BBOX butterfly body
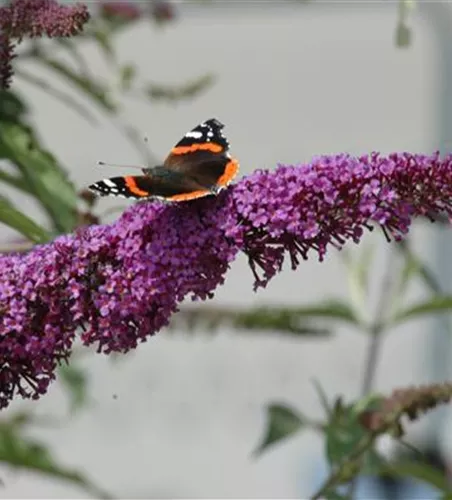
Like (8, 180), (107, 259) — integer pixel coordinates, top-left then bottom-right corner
(89, 119), (239, 202)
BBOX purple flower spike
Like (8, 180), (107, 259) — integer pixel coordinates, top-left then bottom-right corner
(226, 152), (452, 287)
(0, 0), (90, 88)
(73, 201), (237, 353)
(0, 0), (89, 39)
(99, 1), (142, 21)
(0, 33), (15, 89)
(0, 201), (238, 408)
(0, 245), (78, 408)
(1, 151), (452, 408)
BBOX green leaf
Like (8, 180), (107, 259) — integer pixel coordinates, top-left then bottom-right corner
(324, 492), (348, 500)
(355, 245), (375, 299)
(58, 364), (89, 413)
(396, 252), (420, 297)
(361, 448), (388, 475)
(395, 22), (411, 48)
(254, 404), (305, 455)
(342, 245), (375, 320)
(53, 38), (91, 77)
(85, 27), (117, 65)
(0, 196), (50, 243)
(3, 410), (60, 431)
(16, 68), (97, 124)
(145, 74), (216, 102)
(326, 403), (367, 467)
(284, 300), (359, 323)
(0, 169), (32, 193)
(95, 12), (139, 34)
(119, 64), (136, 91)
(396, 241), (442, 294)
(233, 304), (335, 336)
(412, 260), (442, 294)
(393, 295), (452, 325)
(381, 461), (451, 494)
(0, 122), (78, 233)
(352, 393), (383, 415)
(0, 420), (113, 499)
(172, 300), (357, 337)
(311, 378), (332, 419)
(395, 244), (428, 299)
(35, 54), (116, 113)
(0, 90), (28, 122)
(395, 0), (415, 48)
(171, 306), (327, 337)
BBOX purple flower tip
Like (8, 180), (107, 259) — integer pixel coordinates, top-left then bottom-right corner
(0, 0), (90, 88)
(99, 1), (141, 21)
(1, 151), (451, 408)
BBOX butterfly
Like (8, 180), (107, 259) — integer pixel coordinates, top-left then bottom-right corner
(88, 118), (239, 202)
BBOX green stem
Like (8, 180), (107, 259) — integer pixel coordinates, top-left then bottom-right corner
(312, 247), (399, 500)
(311, 432), (378, 500)
(361, 248), (398, 394)
(346, 248), (398, 499)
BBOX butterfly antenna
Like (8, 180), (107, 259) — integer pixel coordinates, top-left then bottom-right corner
(97, 160), (143, 170)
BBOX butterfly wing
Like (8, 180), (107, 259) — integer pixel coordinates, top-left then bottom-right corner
(163, 118), (239, 190)
(170, 118), (230, 154)
(89, 119), (239, 202)
(89, 173), (212, 201)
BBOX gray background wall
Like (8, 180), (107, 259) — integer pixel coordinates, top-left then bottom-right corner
(1, 2), (452, 498)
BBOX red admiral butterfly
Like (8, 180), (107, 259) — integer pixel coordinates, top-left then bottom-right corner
(88, 118), (239, 202)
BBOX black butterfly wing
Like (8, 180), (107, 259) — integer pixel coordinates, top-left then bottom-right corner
(89, 174), (213, 201)
(170, 118), (230, 154)
(163, 119), (239, 190)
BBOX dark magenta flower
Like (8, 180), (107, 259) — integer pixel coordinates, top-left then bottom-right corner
(226, 152), (452, 287)
(151, 1), (176, 24)
(1, 151), (452, 408)
(99, 1), (141, 21)
(0, 0), (90, 88)
(0, 33), (15, 88)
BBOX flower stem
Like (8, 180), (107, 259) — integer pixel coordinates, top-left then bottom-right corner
(313, 246), (399, 500)
(346, 247), (396, 500)
(361, 246), (398, 394)
(347, 246), (398, 499)
(310, 432), (378, 500)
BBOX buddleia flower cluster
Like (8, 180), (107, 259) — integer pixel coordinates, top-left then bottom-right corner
(0, 0), (90, 88)
(359, 383), (452, 435)
(1, 152), (452, 408)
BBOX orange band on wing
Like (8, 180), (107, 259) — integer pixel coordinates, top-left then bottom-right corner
(171, 143), (223, 155)
(217, 158), (239, 187)
(168, 190), (211, 202)
(125, 176), (150, 197)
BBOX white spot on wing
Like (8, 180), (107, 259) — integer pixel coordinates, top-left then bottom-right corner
(103, 179), (117, 187)
(185, 131), (203, 139)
